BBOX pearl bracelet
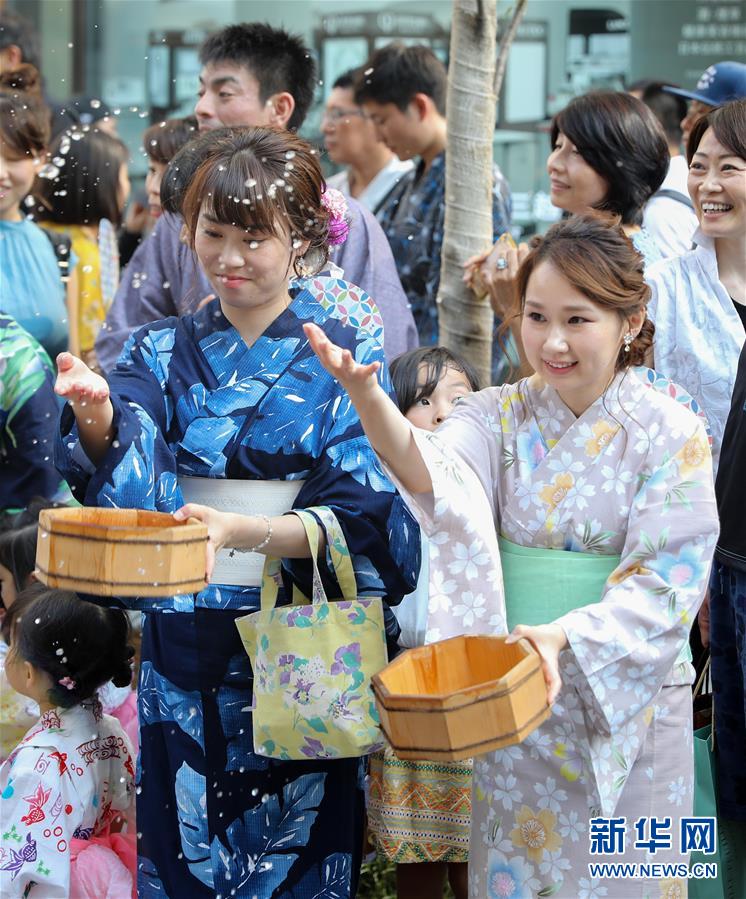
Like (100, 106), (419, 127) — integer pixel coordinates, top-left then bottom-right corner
(247, 514), (272, 553)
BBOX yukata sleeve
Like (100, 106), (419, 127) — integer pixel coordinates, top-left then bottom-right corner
(287, 335), (420, 607)
(56, 322), (180, 514)
(1, 327), (72, 508)
(0, 748), (82, 897)
(556, 416), (718, 811)
(380, 388), (508, 637)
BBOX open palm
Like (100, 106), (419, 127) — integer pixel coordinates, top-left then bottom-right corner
(55, 352), (110, 406)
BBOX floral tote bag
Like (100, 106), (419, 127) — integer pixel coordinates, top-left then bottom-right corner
(235, 507), (387, 760)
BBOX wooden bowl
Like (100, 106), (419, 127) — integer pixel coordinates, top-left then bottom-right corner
(372, 634), (551, 761)
(35, 507), (208, 597)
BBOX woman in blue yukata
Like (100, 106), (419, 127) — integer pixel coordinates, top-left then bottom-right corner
(53, 126), (420, 899)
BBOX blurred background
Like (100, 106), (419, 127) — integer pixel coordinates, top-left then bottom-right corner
(6, 0), (744, 237)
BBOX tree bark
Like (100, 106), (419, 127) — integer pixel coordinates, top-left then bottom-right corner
(437, 0), (527, 386)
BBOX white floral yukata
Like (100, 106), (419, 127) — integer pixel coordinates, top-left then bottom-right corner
(0, 701), (135, 896)
(391, 368), (718, 899)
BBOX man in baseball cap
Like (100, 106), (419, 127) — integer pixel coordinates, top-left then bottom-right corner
(664, 61), (746, 147)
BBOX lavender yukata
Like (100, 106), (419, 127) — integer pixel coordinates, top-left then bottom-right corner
(95, 199), (417, 373)
(56, 283), (420, 898)
(387, 369), (717, 899)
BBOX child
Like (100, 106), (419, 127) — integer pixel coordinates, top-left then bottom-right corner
(53, 126), (419, 898)
(306, 213), (717, 898)
(368, 346), (479, 899)
(0, 522), (139, 761)
(0, 585), (136, 896)
(0, 65), (76, 359)
(35, 127), (130, 370)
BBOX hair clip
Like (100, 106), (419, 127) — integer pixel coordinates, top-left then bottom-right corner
(58, 676), (76, 691)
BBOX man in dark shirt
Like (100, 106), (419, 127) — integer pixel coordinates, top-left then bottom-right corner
(709, 341), (746, 859)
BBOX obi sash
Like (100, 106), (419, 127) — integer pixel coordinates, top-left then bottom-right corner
(179, 477), (305, 587)
(499, 537), (692, 665)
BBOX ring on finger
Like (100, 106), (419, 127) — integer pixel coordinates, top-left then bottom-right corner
(496, 257), (508, 270)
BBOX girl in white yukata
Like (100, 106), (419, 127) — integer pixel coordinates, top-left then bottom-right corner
(307, 214), (719, 899)
(0, 585), (136, 897)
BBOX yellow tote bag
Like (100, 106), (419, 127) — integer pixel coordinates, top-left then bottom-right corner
(235, 507), (387, 761)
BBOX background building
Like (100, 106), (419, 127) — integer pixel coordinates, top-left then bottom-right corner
(8, 0), (744, 236)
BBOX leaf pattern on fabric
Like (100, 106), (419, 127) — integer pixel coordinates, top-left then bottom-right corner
(290, 851), (352, 899)
(216, 773), (326, 894)
(139, 662), (203, 749)
(175, 762), (213, 888)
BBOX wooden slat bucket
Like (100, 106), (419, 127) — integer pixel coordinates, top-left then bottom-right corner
(35, 508), (208, 597)
(372, 635), (551, 761)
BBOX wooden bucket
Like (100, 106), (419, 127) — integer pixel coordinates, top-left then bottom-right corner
(372, 634), (551, 761)
(35, 508), (208, 597)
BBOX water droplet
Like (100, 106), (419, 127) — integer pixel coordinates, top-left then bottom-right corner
(245, 178), (257, 188)
(34, 617), (41, 624)
(56, 648), (64, 656)
(90, 99), (101, 109)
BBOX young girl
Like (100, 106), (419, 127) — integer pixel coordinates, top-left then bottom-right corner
(53, 126), (418, 898)
(0, 66), (76, 359)
(35, 126), (130, 369)
(0, 521), (139, 761)
(307, 213), (718, 899)
(368, 346), (479, 899)
(0, 585), (136, 896)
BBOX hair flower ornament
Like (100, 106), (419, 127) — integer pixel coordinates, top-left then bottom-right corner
(58, 676), (76, 691)
(321, 188), (350, 247)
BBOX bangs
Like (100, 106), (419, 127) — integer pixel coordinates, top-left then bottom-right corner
(196, 149), (293, 238)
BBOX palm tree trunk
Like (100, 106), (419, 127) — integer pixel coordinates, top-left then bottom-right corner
(437, 0), (527, 385)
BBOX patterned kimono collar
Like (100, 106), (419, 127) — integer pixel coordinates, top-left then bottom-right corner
(192, 284), (337, 346)
(39, 697), (104, 733)
(527, 369), (639, 432)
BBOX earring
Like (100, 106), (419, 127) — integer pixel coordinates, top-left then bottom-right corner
(623, 332), (634, 353)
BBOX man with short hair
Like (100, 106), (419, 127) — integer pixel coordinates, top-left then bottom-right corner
(96, 23), (417, 372)
(0, 9), (41, 71)
(641, 82), (698, 258)
(323, 69), (412, 214)
(355, 43), (511, 373)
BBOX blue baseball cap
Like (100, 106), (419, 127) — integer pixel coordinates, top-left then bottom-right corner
(664, 61), (746, 107)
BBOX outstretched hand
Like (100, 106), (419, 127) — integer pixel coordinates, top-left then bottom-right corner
(55, 352), (110, 406)
(303, 323), (380, 395)
(506, 623), (568, 705)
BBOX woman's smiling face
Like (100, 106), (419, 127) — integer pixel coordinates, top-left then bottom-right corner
(688, 127), (746, 241)
(194, 205), (305, 314)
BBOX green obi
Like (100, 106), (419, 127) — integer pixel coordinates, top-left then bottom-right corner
(499, 537), (692, 664)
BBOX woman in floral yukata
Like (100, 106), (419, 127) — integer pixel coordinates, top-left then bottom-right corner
(52, 126), (419, 898)
(307, 213), (719, 899)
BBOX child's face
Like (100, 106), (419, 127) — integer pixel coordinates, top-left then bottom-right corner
(405, 364), (474, 431)
(194, 205), (306, 315)
(0, 144), (39, 223)
(145, 159), (168, 218)
(3, 637), (31, 699)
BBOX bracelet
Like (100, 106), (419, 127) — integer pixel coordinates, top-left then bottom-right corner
(247, 514), (272, 553)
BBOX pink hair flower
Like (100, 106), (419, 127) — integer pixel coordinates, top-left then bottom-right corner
(321, 188), (350, 246)
(58, 676), (76, 691)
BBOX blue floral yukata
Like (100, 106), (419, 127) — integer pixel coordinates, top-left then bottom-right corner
(55, 284), (420, 899)
(377, 152), (512, 382)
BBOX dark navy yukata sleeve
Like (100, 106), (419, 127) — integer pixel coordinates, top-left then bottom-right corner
(56, 321), (182, 513)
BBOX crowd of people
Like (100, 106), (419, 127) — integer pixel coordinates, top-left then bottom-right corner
(1, 7), (745, 898)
